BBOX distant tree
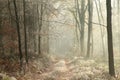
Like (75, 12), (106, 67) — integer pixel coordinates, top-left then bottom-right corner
(86, 0), (93, 58)
(94, 0), (105, 58)
(80, 0), (85, 55)
(75, 0), (86, 56)
(117, 0), (120, 53)
(0, 2), (4, 55)
(13, 0), (23, 69)
(23, 0), (28, 64)
(38, 1), (43, 55)
(106, 0), (115, 76)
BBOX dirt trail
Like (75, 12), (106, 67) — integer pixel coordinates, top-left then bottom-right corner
(36, 57), (109, 80)
(19, 57), (119, 80)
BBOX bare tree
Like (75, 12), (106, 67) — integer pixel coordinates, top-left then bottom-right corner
(38, 1), (43, 55)
(23, 0), (28, 64)
(13, 0), (23, 69)
(106, 0), (115, 76)
(86, 0), (93, 58)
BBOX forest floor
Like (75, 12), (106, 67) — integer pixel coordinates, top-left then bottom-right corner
(0, 56), (120, 80)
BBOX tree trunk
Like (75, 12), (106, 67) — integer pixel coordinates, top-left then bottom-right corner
(106, 0), (115, 76)
(117, 0), (120, 54)
(13, 0), (23, 69)
(86, 0), (93, 58)
(94, 0), (106, 58)
(38, 2), (43, 55)
(80, 0), (85, 55)
(23, 0), (28, 63)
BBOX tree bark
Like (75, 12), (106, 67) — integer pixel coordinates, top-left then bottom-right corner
(106, 0), (115, 76)
(80, 0), (85, 55)
(23, 0), (28, 63)
(13, 0), (23, 69)
(86, 0), (93, 58)
(38, 2), (43, 55)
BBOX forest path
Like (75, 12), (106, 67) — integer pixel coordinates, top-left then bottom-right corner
(19, 57), (119, 80)
(36, 57), (112, 80)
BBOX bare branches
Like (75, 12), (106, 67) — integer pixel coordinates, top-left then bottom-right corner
(85, 21), (106, 27)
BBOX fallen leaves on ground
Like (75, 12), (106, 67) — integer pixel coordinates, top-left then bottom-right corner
(1, 56), (120, 80)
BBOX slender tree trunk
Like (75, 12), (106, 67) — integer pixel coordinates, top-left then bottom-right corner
(13, 0), (23, 69)
(80, 0), (85, 55)
(8, 0), (14, 55)
(38, 2), (43, 55)
(91, 31), (94, 57)
(117, 0), (120, 54)
(0, 19), (4, 55)
(73, 0), (80, 56)
(86, 0), (93, 58)
(94, 0), (106, 58)
(74, 0), (78, 41)
(23, 0), (28, 63)
(76, 0), (87, 56)
(106, 0), (115, 76)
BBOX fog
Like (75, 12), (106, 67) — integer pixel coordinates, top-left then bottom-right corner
(49, 0), (108, 58)
(0, 0), (120, 80)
